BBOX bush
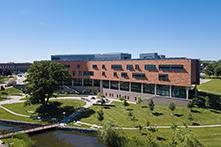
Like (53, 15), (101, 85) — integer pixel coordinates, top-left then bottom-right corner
(169, 102), (176, 112)
(98, 122), (126, 147)
(123, 99), (129, 106)
(148, 99), (155, 112)
(14, 133), (35, 147)
(97, 109), (104, 121)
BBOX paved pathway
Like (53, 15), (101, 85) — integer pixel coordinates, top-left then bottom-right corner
(74, 121), (221, 130)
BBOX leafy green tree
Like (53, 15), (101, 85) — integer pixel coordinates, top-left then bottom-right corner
(97, 109), (104, 121)
(98, 122), (126, 147)
(204, 64), (215, 77)
(25, 61), (69, 106)
(148, 99), (155, 113)
(214, 64), (221, 78)
(169, 102), (176, 115)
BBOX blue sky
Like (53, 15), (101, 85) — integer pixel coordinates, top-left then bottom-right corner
(0, 0), (220, 62)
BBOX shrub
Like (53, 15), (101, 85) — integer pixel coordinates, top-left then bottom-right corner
(97, 109), (104, 121)
(169, 102), (176, 112)
(148, 99), (155, 112)
(123, 99), (129, 106)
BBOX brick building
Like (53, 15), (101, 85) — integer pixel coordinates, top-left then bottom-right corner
(52, 53), (200, 101)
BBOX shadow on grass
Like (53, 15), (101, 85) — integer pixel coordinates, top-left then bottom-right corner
(198, 91), (221, 110)
(174, 113), (184, 117)
(152, 112), (163, 116)
(74, 108), (96, 121)
(36, 101), (77, 122)
(210, 109), (221, 114)
(141, 106), (148, 108)
(126, 108), (133, 111)
(157, 136), (167, 141)
(191, 109), (201, 113)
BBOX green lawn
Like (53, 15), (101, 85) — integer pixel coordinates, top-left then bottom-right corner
(0, 76), (9, 83)
(2, 138), (27, 147)
(199, 79), (221, 95)
(0, 108), (41, 123)
(0, 87), (23, 96)
(76, 101), (221, 127)
(3, 99), (86, 116)
(122, 127), (221, 147)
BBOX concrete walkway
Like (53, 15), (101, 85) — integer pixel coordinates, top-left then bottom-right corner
(74, 121), (221, 130)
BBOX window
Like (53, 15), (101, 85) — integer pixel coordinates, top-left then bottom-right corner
(159, 65), (184, 72)
(159, 74), (169, 81)
(145, 64), (157, 71)
(83, 71), (94, 76)
(102, 65), (106, 70)
(92, 64), (98, 69)
(113, 72), (118, 77)
(102, 71), (106, 77)
(111, 64), (122, 70)
(76, 64), (80, 69)
(135, 64), (140, 70)
(132, 73), (146, 79)
(121, 72), (128, 78)
(120, 82), (129, 91)
(126, 64), (133, 70)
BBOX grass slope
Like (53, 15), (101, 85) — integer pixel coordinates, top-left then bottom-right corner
(199, 79), (221, 94)
(77, 101), (221, 127)
(0, 87), (23, 96)
(123, 127), (221, 147)
(3, 99), (86, 116)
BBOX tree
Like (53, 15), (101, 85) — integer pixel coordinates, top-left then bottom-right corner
(204, 64), (215, 77)
(214, 64), (221, 78)
(169, 102), (176, 115)
(97, 122), (126, 147)
(123, 99), (129, 106)
(205, 96), (211, 108)
(97, 109), (104, 121)
(25, 61), (69, 106)
(136, 96), (142, 104)
(148, 99), (155, 113)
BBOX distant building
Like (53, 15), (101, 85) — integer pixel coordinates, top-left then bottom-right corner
(51, 53), (131, 61)
(52, 52), (200, 101)
(0, 63), (31, 75)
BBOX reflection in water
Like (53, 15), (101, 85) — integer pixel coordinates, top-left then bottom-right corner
(0, 122), (21, 131)
(31, 130), (104, 147)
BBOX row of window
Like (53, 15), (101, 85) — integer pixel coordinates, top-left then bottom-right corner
(73, 70), (169, 81)
(66, 64), (184, 72)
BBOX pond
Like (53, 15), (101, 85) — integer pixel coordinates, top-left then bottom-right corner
(0, 123), (104, 147)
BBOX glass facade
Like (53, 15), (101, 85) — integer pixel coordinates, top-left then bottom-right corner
(157, 85), (170, 96)
(172, 86), (186, 98)
(103, 80), (109, 88)
(111, 81), (119, 90)
(131, 82), (141, 92)
(94, 80), (100, 87)
(84, 79), (92, 86)
(120, 82), (129, 91)
(143, 84), (155, 94)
